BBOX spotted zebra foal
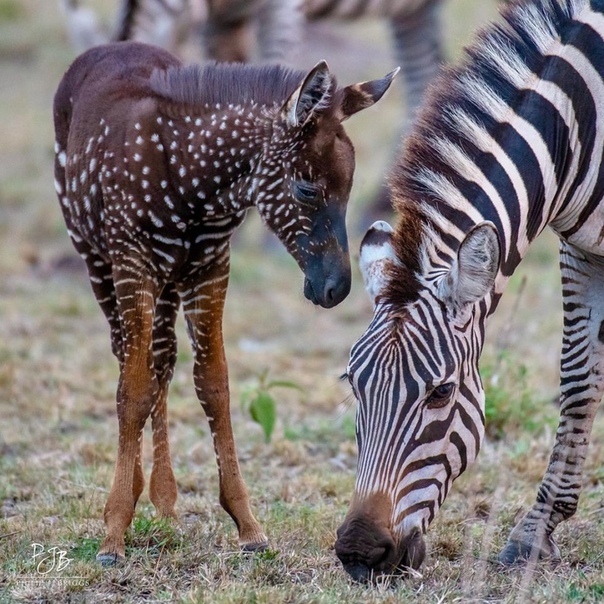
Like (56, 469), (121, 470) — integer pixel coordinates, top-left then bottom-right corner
(53, 40), (396, 564)
(335, 0), (604, 582)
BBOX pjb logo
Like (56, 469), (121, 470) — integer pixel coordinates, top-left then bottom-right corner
(31, 543), (73, 575)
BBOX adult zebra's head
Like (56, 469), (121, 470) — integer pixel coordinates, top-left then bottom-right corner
(335, 219), (500, 582)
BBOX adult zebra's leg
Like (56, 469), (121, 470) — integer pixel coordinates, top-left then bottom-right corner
(149, 283), (180, 519)
(97, 269), (160, 564)
(178, 256), (267, 550)
(499, 243), (604, 564)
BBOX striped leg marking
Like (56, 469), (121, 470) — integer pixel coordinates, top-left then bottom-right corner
(499, 243), (604, 563)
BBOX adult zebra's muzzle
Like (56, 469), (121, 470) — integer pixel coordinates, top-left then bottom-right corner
(335, 493), (426, 583)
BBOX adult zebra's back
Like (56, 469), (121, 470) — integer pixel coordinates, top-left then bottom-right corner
(335, 0), (604, 582)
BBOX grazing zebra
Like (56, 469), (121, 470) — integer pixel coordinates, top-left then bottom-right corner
(53, 41), (396, 563)
(335, 0), (604, 582)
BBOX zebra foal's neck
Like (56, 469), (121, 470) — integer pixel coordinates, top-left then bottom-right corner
(387, 0), (604, 306)
(123, 61), (313, 219)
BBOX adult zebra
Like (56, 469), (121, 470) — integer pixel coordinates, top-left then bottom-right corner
(335, 0), (604, 582)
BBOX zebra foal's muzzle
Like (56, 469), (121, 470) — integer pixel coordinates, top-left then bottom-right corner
(300, 246), (351, 308)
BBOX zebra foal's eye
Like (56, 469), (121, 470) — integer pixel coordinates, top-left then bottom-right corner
(426, 382), (455, 409)
(293, 180), (321, 204)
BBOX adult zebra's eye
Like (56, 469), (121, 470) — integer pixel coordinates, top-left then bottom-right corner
(293, 180), (321, 204)
(426, 382), (455, 409)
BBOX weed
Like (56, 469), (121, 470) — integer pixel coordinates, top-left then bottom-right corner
(240, 369), (304, 443)
(481, 350), (557, 440)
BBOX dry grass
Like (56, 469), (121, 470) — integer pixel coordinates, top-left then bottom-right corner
(1, 0), (604, 602)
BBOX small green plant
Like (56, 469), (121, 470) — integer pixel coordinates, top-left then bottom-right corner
(240, 370), (303, 443)
(70, 537), (102, 562)
(481, 351), (556, 440)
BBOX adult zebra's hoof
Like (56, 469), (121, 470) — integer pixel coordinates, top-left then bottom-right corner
(498, 537), (561, 566)
(96, 551), (125, 567)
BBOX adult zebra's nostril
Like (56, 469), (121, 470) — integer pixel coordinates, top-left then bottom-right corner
(342, 562), (372, 584)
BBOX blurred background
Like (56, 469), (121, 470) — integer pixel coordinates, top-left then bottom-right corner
(2, 1), (600, 602)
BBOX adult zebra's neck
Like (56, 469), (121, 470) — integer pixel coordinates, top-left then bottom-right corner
(386, 0), (603, 312)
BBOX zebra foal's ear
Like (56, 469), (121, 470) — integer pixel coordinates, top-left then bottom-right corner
(359, 221), (396, 308)
(337, 67), (399, 122)
(282, 60), (334, 127)
(438, 222), (500, 314)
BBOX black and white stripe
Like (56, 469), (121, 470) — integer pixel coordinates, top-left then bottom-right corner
(336, 0), (604, 579)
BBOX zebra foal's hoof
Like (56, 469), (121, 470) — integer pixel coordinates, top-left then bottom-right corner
(96, 551), (125, 567)
(240, 540), (269, 553)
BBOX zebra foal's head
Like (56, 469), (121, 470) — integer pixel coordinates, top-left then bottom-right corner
(335, 219), (500, 582)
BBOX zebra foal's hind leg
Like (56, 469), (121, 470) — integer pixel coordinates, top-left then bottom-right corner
(149, 283), (180, 520)
(499, 243), (604, 564)
(97, 267), (160, 564)
(81, 249), (148, 512)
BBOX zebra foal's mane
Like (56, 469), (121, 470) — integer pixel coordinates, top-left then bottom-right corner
(150, 61), (338, 112)
(385, 0), (586, 310)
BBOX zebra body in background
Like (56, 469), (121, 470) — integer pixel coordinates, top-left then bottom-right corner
(203, 0), (445, 131)
(64, 0), (444, 223)
(64, 0), (444, 152)
(335, 0), (604, 582)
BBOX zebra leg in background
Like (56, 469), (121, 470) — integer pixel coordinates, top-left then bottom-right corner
(390, 0), (444, 131)
(499, 243), (604, 564)
(360, 0), (444, 229)
(149, 283), (181, 520)
(202, 0), (256, 62)
(256, 0), (305, 64)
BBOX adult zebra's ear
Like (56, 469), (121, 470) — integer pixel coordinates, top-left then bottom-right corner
(438, 222), (501, 315)
(282, 60), (334, 127)
(359, 221), (396, 308)
(336, 67), (399, 122)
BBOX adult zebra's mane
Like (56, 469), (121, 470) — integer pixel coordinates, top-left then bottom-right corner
(385, 0), (586, 309)
(150, 61), (337, 111)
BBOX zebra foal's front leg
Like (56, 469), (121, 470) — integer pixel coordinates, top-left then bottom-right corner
(178, 258), (268, 551)
(499, 243), (604, 564)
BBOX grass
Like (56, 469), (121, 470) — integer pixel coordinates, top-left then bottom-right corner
(1, 0), (604, 602)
